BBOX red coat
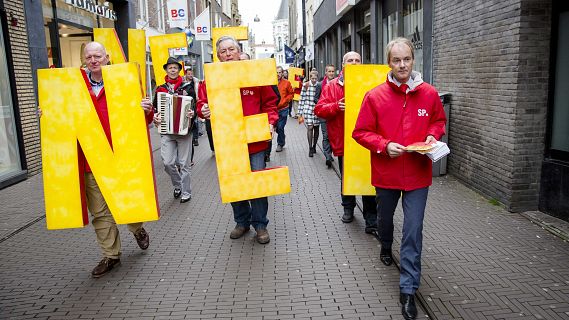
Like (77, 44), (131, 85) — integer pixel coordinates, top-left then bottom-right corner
(277, 78), (294, 110)
(197, 81), (279, 155)
(352, 74), (446, 191)
(79, 70), (154, 172)
(314, 75), (346, 156)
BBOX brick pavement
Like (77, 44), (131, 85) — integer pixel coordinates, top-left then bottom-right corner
(1, 120), (568, 319)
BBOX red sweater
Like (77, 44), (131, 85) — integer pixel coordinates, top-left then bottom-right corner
(197, 81), (279, 155)
(314, 75), (346, 156)
(352, 76), (446, 190)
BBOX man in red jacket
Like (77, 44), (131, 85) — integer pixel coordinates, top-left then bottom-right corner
(352, 37), (446, 320)
(273, 66), (294, 153)
(197, 36), (278, 244)
(42, 42), (153, 278)
(314, 52), (378, 234)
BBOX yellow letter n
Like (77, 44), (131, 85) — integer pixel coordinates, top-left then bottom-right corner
(38, 63), (159, 230)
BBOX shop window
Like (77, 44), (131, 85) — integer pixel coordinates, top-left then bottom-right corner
(382, 10), (399, 64)
(139, 0), (148, 21)
(157, 0), (165, 31)
(342, 22), (351, 53)
(0, 20), (23, 181)
(549, 10), (569, 158)
(403, 0), (423, 73)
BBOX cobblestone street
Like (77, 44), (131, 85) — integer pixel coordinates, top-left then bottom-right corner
(1, 121), (568, 319)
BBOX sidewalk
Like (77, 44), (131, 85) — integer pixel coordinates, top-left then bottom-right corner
(1, 120), (568, 319)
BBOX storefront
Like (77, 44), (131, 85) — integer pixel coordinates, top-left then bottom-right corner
(0, 2), (27, 188)
(42, 0), (117, 68)
(313, 0), (432, 82)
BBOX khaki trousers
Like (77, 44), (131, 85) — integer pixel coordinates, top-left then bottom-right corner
(85, 173), (143, 259)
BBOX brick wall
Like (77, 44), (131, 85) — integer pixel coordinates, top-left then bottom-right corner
(6, 0), (41, 175)
(433, 0), (550, 212)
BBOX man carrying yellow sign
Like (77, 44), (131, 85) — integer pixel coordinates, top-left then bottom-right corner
(314, 51), (378, 234)
(197, 36), (279, 244)
(40, 42), (154, 278)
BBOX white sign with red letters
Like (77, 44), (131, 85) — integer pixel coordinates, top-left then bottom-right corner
(167, 0), (188, 28)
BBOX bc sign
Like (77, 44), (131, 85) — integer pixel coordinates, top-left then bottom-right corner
(167, 0), (188, 28)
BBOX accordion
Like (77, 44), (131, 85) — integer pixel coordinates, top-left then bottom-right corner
(156, 92), (193, 135)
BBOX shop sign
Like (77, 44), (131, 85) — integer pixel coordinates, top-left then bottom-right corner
(64, 0), (117, 21)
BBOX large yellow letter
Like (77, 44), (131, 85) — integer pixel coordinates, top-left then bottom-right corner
(39, 63), (159, 229)
(343, 64), (391, 195)
(149, 33), (187, 83)
(93, 28), (147, 94)
(287, 67), (304, 101)
(211, 26), (248, 62)
(204, 59), (290, 203)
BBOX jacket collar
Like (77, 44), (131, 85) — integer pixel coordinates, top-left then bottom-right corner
(387, 71), (423, 93)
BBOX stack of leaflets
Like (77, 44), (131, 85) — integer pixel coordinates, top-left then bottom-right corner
(405, 141), (450, 162)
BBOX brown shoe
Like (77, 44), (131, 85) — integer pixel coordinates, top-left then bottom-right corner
(230, 225), (250, 239)
(134, 227), (149, 250)
(91, 257), (120, 278)
(255, 229), (270, 244)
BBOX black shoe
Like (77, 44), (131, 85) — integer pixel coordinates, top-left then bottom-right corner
(365, 225), (377, 234)
(264, 154), (270, 162)
(173, 188), (182, 199)
(193, 140), (199, 146)
(341, 209), (354, 223)
(309, 149), (314, 157)
(326, 159), (332, 168)
(380, 247), (393, 266)
(312, 147), (317, 154)
(91, 257), (120, 278)
(400, 293), (418, 320)
(134, 227), (150, 250)
(180, 194), (191, 203)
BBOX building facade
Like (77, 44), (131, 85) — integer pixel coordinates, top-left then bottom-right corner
(273, 0), (289, 68)
(313, 0), (568, 221)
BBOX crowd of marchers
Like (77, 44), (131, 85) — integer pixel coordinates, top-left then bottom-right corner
(43, 35), (445, 320)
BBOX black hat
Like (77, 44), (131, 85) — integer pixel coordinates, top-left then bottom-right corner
(163, 57), (183, 71)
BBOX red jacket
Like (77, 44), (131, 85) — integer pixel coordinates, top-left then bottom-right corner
(80, 70), (154, 172)
(197, 81), (279, 155)
(277, 78), (294, 110)
(314, 74), (346, 156)
(352, 73), (446, 191)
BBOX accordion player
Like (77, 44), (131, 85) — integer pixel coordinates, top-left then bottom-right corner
(155, 92), (194, 135)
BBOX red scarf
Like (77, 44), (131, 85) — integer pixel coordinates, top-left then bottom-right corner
(164, 75), (183, 92)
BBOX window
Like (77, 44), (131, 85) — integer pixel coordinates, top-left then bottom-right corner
(138, 0), (148, 21)
(549, 10), (569, 158)
(403, 0), (423, 73)
(0, 20), (23, 181)
(278, 37), (282, 51)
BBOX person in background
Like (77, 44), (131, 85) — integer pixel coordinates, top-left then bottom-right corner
(153, 57), (196, 204)
(298, 70), (321, 158)
(314, 51), (378, 234)
(314, 64), (336, 168)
